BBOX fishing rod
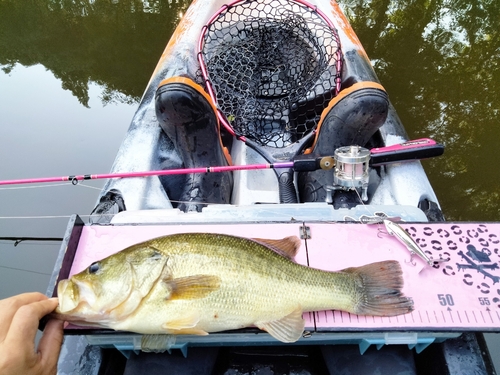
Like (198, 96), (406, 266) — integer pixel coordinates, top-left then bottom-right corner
(0, 162), (297, 186)
(0, 138), (443, 186)
(0, 237), (63, 246)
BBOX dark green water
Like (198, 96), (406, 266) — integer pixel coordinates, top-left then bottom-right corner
(344, 0), (500, 221)
(0, 0), (191, 296)
(2, 0), (498, 220)
(0, 0), (499, 368)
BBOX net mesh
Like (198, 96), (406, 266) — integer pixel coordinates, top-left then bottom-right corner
(199, 0), (342, 148)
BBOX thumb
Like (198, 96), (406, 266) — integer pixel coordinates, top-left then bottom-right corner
(37, 319), (64, 372)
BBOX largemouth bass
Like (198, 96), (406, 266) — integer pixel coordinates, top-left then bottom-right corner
(55, 233), (413, 343)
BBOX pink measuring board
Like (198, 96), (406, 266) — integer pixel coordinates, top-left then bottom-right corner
(69, 222), (500, 332)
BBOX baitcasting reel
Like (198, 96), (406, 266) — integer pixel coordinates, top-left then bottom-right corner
(293, 138), (443, 206)
(326, 145), (371, 203)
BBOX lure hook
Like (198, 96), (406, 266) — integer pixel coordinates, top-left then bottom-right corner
(377, 227), (389, 238)
(405, 253), (417, 267)
(381, 219), (449, 267)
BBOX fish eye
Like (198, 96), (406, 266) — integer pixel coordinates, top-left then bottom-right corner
(151, 250), (162, 260)
(88, 262), (100, 274)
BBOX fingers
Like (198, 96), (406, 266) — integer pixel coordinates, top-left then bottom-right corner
(0, 293), (48, 341)
(0, 295), (62, 375)
(37, 319), (64, 372)
(5, 298), (59, 350)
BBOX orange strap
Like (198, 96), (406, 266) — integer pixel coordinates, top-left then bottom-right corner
(157, 77), (232, 165)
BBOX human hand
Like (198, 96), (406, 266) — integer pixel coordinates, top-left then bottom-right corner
(0, 293), (64, 375)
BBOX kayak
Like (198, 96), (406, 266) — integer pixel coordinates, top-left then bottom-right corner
(49, 0), (498, 374)
(91, 0), (444, 221)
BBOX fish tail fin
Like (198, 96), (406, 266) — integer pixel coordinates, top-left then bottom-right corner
(343, 260), (413, 316)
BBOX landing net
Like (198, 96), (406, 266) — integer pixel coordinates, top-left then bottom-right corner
(198, 0), (342, 148)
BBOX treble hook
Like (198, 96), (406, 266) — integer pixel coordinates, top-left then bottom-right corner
(345, 212), (402, 225)
(381, 220), (449, 267)
(377, 226), (389, 238)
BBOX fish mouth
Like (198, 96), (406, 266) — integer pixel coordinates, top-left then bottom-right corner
(57, 278), (96, 314)
(55, 278), (113, 327)
(57, 279), (79, 313)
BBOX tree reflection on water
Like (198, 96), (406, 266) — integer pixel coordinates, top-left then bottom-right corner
(343, 0), (499, 220)
(0, 0), (191, 107)
(0, 0), (498, 220)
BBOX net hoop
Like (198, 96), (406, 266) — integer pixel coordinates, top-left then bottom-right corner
(198, 0), (343, 147)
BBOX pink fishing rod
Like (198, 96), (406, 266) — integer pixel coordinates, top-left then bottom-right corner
(0, 162), (295, 186)
(0, 138), (443, 186)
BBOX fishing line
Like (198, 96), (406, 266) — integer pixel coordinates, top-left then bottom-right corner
(0, 264), (52, 276)
(0, 183), (72, 190)
(0, 182), (103, 191)
(77, 183), (104, 191)
(350, 187), (384, 221)
(0, 186), (375, 222)
(0, 214), (82, 220)
(0, 201), (300, 222)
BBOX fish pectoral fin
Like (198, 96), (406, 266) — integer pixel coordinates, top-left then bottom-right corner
(251, 236), (301, 260)
(163, 274), (221, 300)
(161, 314), (209, 336)
(162, 327), (209, 336)
(256, 307), (305, 343)
(162, 312), (200, 329)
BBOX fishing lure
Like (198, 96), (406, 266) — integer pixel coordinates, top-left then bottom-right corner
(344, 212), (401, 225)
(381, 219), (448, 267)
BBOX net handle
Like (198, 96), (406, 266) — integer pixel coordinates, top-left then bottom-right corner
(197, 0), (343, 141)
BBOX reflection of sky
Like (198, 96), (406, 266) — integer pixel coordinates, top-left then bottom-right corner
(0, 64), (135, 299)
(423, 12), (466, 44)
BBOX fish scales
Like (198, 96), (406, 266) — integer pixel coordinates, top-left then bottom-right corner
(150, 233), (355, 316)
(55, 232), (413, 343)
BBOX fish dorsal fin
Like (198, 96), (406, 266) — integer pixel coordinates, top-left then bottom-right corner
(255, 307), (304, 343)
(251, 236), (301, 260)
(163, 275), (221, 300)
